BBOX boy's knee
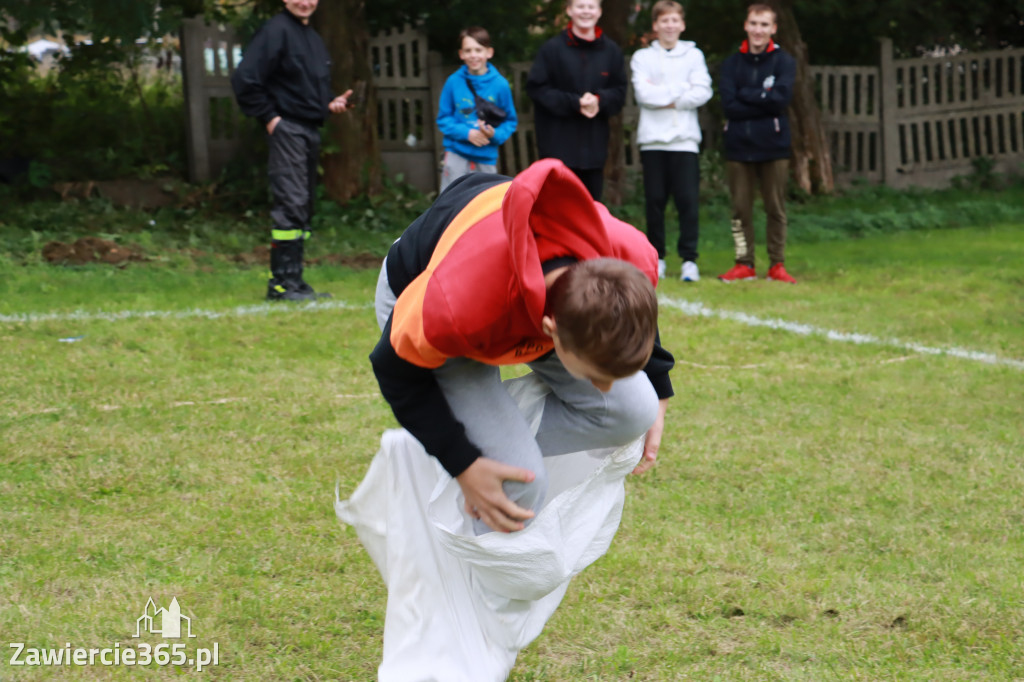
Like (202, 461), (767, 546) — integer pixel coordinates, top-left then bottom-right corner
(472, 471), (548, 535)
(503, 470), (549, 518)
(604, 377), (659, 444)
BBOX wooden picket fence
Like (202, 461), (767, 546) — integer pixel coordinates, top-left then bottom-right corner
(182, 22), (1024, 191)
(813, 38), (1024, 188)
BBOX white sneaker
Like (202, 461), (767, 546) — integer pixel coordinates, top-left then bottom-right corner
(681, 261), (700, 282)
(657, 259), (666, 279)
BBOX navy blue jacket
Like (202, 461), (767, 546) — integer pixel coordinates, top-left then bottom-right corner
(719, 41), (796, 163)
(526, 28), (627, 170)
(231, 11), (334, 127)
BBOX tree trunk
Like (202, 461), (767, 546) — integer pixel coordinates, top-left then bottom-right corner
(312, 0), (381, 202)
(773, 1), (834, 194)
(598, 0), (630, 205)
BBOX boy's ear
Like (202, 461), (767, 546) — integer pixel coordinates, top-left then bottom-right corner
(486, 47), (494, 60)
(541, 315), (557, 338)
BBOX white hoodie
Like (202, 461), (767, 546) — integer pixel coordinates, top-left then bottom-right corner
(630, 40), (713, 152)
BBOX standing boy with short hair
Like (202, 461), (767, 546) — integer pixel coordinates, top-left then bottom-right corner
(717, 3), (797, 284)
(526, 0), (627, 201)
(631, 0), (712, 281)
(231, 0), (353, 301)
(436, 26), (518, 193)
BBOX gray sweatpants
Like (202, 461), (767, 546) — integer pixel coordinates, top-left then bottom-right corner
(375, 258), (658, 529)
(439, 151), (497, 194)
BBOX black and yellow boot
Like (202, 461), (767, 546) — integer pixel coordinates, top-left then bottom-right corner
(266, 239), (317, 301)
(294, 238), (331, 299)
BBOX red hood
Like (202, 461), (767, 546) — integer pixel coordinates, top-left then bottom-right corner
(501, 159), (620, 324)
(401, 159), (658, 368)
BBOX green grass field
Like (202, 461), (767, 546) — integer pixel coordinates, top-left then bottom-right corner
(1, 220), (1023, 680)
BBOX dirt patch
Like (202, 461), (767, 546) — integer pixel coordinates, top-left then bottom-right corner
(232, 245), (270, 266)
(232, 246), (381, 271)
(42, 237), (148, 266)
(310, 252), (382, 270)
(53, 179), (179, 209)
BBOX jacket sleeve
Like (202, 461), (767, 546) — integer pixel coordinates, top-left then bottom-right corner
(230, 24), (282, 125)
(631, 50), (676, 109)
(735, 52), (795, 114)
(723, 53), (795, 119)
(719, 57), (768, 121)
(644, 329), (674, 399)
(370, 316), (483, 478)
(526, 43), (582, 118)
(490, 78), (519, 146)
(436, 77), (474, 142)
(676, 50), (713, 110)
(596, 46), (627, 118)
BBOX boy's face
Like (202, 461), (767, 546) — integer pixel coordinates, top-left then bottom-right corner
(566, 0), (602, 33)
(543, 316), (619, 393)
(282, 0), (318, 24)
(652, 11), (685, 45)
(459, 36), (493, 75)
(744, 10), (777, 53)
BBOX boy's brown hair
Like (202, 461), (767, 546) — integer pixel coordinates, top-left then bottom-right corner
(459, 26), (492, 49)
(746, 3), (777, 21)
(652, 0), (684, 22)
(547, 258), (657, 378)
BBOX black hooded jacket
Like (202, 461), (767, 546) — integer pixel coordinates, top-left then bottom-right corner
(719, 41), (796, 163)
(526, 28), (627, 169)
(231, 11), (334, 127)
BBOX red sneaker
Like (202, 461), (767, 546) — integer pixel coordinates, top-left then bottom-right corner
(766, 263), (797, 283)
(717, 264), (757, 282)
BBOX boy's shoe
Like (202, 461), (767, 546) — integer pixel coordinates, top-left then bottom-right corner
(766, 263), (797, 284)
(681, 261), (700, 282)
(267, 278), (318, 302)
(296, 279), (333, 299)
(717, 263), (756, 282)
(657, 259), (666, 279)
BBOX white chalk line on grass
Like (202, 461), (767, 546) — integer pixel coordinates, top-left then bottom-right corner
(660, 296), (1024, 371)
(0, 299), (372, 325)
(3, 297), (1020, 371)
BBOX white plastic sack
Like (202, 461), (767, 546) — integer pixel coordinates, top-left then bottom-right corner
(336, 375), (644, 682)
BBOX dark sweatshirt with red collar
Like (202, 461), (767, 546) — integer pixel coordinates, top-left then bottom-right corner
(719, 40), (796, 163)
(526, 26), (627, 169)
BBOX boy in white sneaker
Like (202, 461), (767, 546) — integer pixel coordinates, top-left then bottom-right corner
(631, 0), (712, 282)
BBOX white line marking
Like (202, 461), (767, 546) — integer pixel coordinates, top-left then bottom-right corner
(660, 296), (1024, 371)
(4, 297), (1018, 371)
(0, 300), (372, 325)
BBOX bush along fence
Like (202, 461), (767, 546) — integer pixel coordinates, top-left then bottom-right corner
(181, 21), (1024, 192)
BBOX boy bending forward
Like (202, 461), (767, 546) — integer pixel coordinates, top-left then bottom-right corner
(371, 160), (675, 533)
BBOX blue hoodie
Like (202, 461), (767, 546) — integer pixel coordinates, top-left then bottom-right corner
(436, 64), (518, 164)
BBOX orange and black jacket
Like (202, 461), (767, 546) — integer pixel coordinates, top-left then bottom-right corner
(370, 160), (674, 477)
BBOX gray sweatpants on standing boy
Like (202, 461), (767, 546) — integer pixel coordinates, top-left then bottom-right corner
(376, 258), (659, 532)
